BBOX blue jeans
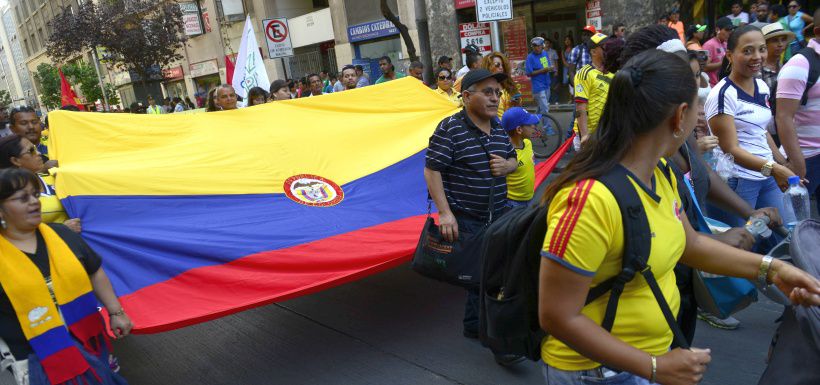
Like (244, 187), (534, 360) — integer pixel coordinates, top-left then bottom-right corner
(804, 154), (820, 215)
(708, 177), (786, 228)
(541, 362), (651, 385)
(534, 89), (552, 132)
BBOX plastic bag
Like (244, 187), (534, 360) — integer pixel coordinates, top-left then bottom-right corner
(715, 152), (735, 181)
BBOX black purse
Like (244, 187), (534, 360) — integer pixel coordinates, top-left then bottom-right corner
(412, 131), (496, 288)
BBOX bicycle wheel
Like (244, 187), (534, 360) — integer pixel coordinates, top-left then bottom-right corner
(532, 113), (563, 159)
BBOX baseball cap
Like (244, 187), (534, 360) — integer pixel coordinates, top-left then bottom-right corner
(530, 37), (545, 46)
(583, 25), (597, 34)
(461, 69), (508, 93)
(587, 33), (609, 49)
(462, 44), (480, 54)
(695, 24), (707, 32)
(437, 55), (452, 64)
(716, 16), (736, 31)
(501, 107), (540, 132)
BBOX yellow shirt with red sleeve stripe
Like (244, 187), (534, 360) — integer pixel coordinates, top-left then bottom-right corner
(540, 162), (686, 371)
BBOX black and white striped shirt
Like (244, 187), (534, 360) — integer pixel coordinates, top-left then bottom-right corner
(425, 110), (516, 221)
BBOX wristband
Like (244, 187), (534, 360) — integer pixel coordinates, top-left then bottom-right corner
(758, 256), (774, 287)
(650, 354), (657, 383)
(109, 308), (126, 317)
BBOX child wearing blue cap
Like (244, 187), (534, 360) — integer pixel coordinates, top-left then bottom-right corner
(501, 107), (539, 208)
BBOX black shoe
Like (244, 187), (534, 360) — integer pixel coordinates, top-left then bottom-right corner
(462, 329), (478, 339)
(494, 354), (526, 367)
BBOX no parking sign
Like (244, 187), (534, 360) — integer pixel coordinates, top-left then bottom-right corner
(263, 18), (294, 58)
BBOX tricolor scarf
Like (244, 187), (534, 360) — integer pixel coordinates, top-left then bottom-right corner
(0, 224), (109, 384)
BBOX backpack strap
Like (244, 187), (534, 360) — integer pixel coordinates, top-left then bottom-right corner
(797, 47), (820, 106)
(586, 163), (690, 349)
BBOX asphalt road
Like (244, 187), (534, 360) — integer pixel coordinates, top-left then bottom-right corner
(2, 109), (815, 385)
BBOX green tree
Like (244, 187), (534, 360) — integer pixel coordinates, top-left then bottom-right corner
(63, 62), (120, 106)
(32, 63), (61, 110)
(0, 90), (11, 110)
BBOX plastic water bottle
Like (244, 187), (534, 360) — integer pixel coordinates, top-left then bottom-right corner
(744, 215), (772, 240)
(782, 176), (810, 231)
(702, 148), (718, 171)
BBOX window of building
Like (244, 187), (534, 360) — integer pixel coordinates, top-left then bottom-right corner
(23, 39), (29, 56)
(37, 27), (44, 45)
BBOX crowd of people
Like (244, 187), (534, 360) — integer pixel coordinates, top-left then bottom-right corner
(0, 1), (817, 384)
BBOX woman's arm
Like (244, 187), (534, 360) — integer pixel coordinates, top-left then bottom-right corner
(538, 259), (711, 384)
(679, 214), (820, 306)
(90, 268), (133, 338)
(766, 132), (788, 165)
(800, 12), (813, 24)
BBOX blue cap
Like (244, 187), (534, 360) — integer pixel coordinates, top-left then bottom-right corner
(788, 175), (801, 185)
(501, 107), (540, 132)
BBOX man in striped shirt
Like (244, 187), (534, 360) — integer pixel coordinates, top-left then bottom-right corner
(776, 13), (820, 214)
(424, 68), (519, 365)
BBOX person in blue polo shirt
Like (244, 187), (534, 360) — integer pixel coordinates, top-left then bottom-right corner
(425, 68), (520, 366)
(526, 37), (554, 130)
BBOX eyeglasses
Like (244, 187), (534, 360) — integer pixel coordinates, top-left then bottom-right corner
(467, 87), (503, 98)
(788, 4), (798, 8)
(438, 75), (452, 80)
(493, 62), (503, 68)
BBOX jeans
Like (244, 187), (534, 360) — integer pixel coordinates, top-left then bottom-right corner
(707, 177), (786, 228)
(534, 89), (552, 133)
(541, 362), (652, 385)
(805, 154), (820, 216)
(456, 213), (488, 335)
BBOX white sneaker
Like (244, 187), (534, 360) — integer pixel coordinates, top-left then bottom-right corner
(698, 311), (740, 330)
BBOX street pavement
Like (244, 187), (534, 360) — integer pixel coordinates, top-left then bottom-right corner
(2, 108), (814, 385)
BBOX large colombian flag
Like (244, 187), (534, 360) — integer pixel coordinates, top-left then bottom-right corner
(48, 78), (461, 333)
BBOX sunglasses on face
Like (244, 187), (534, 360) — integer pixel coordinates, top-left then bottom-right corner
(438, 75), (452, 80)
(788, 5), (798, 8)
(494, 62), (503, 68)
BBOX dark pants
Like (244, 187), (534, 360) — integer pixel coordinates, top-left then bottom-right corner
(455, 213), (488, 335)
(673, 263), (697, 349)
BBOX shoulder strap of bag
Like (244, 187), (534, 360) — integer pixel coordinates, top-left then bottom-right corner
(469, 127), (497, 224)
(797, 47), (820, 106)
(585, 163), (690, 349)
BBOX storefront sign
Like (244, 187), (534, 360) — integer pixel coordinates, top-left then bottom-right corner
(179, 2), (203, 36)
(347, 19), (399, 43)
(502, 17), (532, 104)
(455, 0), (475, 9)
(289, 8), (334, 48)
(459, 22), (492, 63)
(586, 0), (603, 32)
(263, 18), (294, 58)
(476, 0), (512, 22)
(189, 59), (219, 78)
(163, 66), (184, 81)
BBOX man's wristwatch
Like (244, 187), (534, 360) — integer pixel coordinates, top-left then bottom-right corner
(761, 160), (775, 177)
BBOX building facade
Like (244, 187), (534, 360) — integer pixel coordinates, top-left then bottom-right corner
(1, 3), (35, 108)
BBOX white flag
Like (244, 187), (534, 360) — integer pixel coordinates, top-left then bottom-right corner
(231, 15), (270, 100)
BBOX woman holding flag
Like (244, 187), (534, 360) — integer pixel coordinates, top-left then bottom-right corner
(0, 168), (131, 384)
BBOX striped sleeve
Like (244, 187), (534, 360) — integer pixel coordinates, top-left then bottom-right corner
(777, 54), (810, 100)
(425, 120), (454, 171)
(541, 180), (615, 277)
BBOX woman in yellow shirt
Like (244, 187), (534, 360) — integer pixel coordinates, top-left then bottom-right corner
(538, 50), (820, 385)
(0, 135), (81, 232)
(433, 68), (460, 106)
(481, 52), (519, 119)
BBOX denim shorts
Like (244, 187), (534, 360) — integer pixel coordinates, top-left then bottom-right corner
(541, 361), (652, 385)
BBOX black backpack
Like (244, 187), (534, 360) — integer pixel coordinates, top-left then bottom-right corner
(478, 163), (690, 360)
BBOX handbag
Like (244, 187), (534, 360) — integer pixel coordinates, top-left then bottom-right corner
(412, 129), (497, 289)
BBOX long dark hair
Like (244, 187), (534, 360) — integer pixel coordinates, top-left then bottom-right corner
(719, 25), (762, 80)
(246, 87), (268, 106)
(0, 135), (23, 169)
(620, 25), (681, 65)
(543, 50), (697, 202)
(0, 168), (39, 201)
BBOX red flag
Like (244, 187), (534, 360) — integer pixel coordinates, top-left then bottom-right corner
(225, 55), (235, 86)
(59, 69), (85, 110)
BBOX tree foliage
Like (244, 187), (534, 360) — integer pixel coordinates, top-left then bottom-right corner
(0, 90), (11, 110)
(32, 63), (61, 110)
(46, 0), (186, 84)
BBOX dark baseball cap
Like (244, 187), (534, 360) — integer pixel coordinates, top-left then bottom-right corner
(437, 55), (452, 64)
(461, 69), (508, 93)
(716, 16), (736, 30)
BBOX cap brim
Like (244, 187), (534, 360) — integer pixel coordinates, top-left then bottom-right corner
(523, 114), (540, 125)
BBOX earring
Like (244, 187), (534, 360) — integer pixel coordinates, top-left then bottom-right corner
(0, 218), (6, 229)
(673, 129), (685, 139)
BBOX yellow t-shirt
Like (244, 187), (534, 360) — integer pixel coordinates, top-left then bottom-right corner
(506, 139), (535, 201)
(572, 65), (614, 135)
(434, 87), (461, 106)
(540, 163), (685, 370)
(38, 174), (68, 224)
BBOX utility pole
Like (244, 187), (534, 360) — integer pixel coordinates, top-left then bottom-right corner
(490, 21), (501, 52)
